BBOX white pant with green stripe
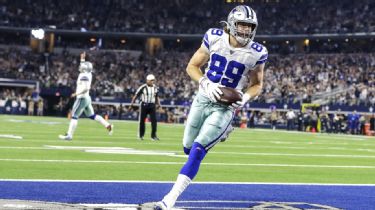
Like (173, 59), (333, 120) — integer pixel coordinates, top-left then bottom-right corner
(71, 96), (95, 119)
(183, 92), (234, 151)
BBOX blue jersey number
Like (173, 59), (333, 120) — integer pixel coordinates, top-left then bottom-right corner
(206, 53), (245, 88)
(211, 29), (223, 36)
(251, 43), (263, 52)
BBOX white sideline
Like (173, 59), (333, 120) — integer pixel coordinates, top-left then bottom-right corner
(2, 146), (375, 159)
(1, 158), (375, 169)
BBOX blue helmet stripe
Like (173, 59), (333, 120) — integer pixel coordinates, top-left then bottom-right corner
(243, 5), (249, 18)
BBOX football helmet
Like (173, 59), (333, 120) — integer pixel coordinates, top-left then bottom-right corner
(224, 5), (258, 46)
(79, 61), (93, 73)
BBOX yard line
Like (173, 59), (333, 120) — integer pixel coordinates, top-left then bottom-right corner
(209, 151), (375, 158)
(1, 158), (375, 169)
(1, 146), (375, 158)
(223, 144), (375, 152)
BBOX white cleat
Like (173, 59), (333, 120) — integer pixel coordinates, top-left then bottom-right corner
(153, 201), (168, 210)
(107, 124), (114, 135)
(58, 134), (72, 141)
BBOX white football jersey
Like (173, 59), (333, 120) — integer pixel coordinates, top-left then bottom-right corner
(201, 28), (268, 94)
(75, 72), (92, 98)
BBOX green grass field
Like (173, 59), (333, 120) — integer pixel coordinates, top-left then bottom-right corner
(0, 114), (375, 184)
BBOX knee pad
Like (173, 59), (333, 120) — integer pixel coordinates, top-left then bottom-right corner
(190, 143), (206, 161)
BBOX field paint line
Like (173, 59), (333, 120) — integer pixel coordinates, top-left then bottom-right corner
(249, 129), (375, 140)
(45, 145), (129, 150)
(85, 149), (178, 156)
(0, 147), (50, 150)
(1, 158), (375, 168)
(0, 135), (23, 139)
(81, 203), (139, 207)
(209, 151), (375, 158)
(176, 201), (342, 210)
(1, 146), (375, 159)
(3, 140), (373, 152)
(1, 178), (375, 186)
(225, 144), (375, 152)
(245, 140), (375, 147)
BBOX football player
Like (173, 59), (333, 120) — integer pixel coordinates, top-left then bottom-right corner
(59, 52), (113, 140)
(154, 5), (267, 210)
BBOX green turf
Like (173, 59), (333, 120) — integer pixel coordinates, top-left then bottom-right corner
(0, 114), (374, 184)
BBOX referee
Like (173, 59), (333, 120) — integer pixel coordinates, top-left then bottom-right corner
(131, 74), (161, 141)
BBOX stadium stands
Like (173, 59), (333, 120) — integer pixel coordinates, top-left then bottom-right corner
(0, 0), (374, 134)
(1, 0), (374, 34)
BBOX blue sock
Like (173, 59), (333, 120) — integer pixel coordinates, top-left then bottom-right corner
(89, 114), (96, 120)
(180, 143), (207, 180)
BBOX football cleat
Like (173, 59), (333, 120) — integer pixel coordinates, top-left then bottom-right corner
(151, 136), (160, 141)
(153, 201), (168, 210)
(58, 134), (72, 141)
(107, 124), (114, 135)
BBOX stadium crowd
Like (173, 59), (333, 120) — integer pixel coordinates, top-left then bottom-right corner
(1, 0), (374, 34)
(1, 47), (374, 108)
(1, 0), (375, 135)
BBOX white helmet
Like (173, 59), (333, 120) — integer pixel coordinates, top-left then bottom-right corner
(224, 5), (258, 46)
(79, 61), (93, 73)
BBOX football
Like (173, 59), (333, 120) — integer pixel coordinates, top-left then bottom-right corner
(217, 87), (242, 105)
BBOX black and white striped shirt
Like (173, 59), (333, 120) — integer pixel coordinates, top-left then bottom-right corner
(134, 84), (159, 104)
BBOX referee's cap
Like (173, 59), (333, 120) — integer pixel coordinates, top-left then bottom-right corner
(146, 74), (156, 81)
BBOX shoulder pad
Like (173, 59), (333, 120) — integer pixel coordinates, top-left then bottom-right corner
(250, 42), (268, 65)
(202, 28), (224, 50)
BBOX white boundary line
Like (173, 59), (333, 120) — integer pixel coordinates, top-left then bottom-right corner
(2, 146), (375, 159)
(0, 178), (375, 186)
(1, 158), (375, 168)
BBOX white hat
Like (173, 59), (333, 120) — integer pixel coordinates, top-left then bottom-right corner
(146, 74), (155, 81)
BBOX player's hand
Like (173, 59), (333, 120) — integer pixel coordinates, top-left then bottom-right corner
(70, 93), (76, 98)
(199, 77), (223, 102)
(229, 93), (250, 110)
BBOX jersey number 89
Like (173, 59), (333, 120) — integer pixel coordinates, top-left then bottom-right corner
(206, 53), (245, 88)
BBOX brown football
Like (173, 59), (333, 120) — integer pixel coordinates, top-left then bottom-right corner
(218, 87), (242, 105)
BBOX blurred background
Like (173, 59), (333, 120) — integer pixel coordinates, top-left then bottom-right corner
(0, 0), (374, 135)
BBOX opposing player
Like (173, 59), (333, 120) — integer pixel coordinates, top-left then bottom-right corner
(154, 5), (267, 210)
(59, 52), (113, 140)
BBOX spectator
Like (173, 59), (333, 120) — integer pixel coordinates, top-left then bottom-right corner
(28, 100), (34, 116)
(37, 99), (44, 116)
(286, 109), (296, 130)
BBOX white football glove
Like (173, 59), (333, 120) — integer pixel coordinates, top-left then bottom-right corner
(229, 93), (251, 110)
(199, 77), (223, 102)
